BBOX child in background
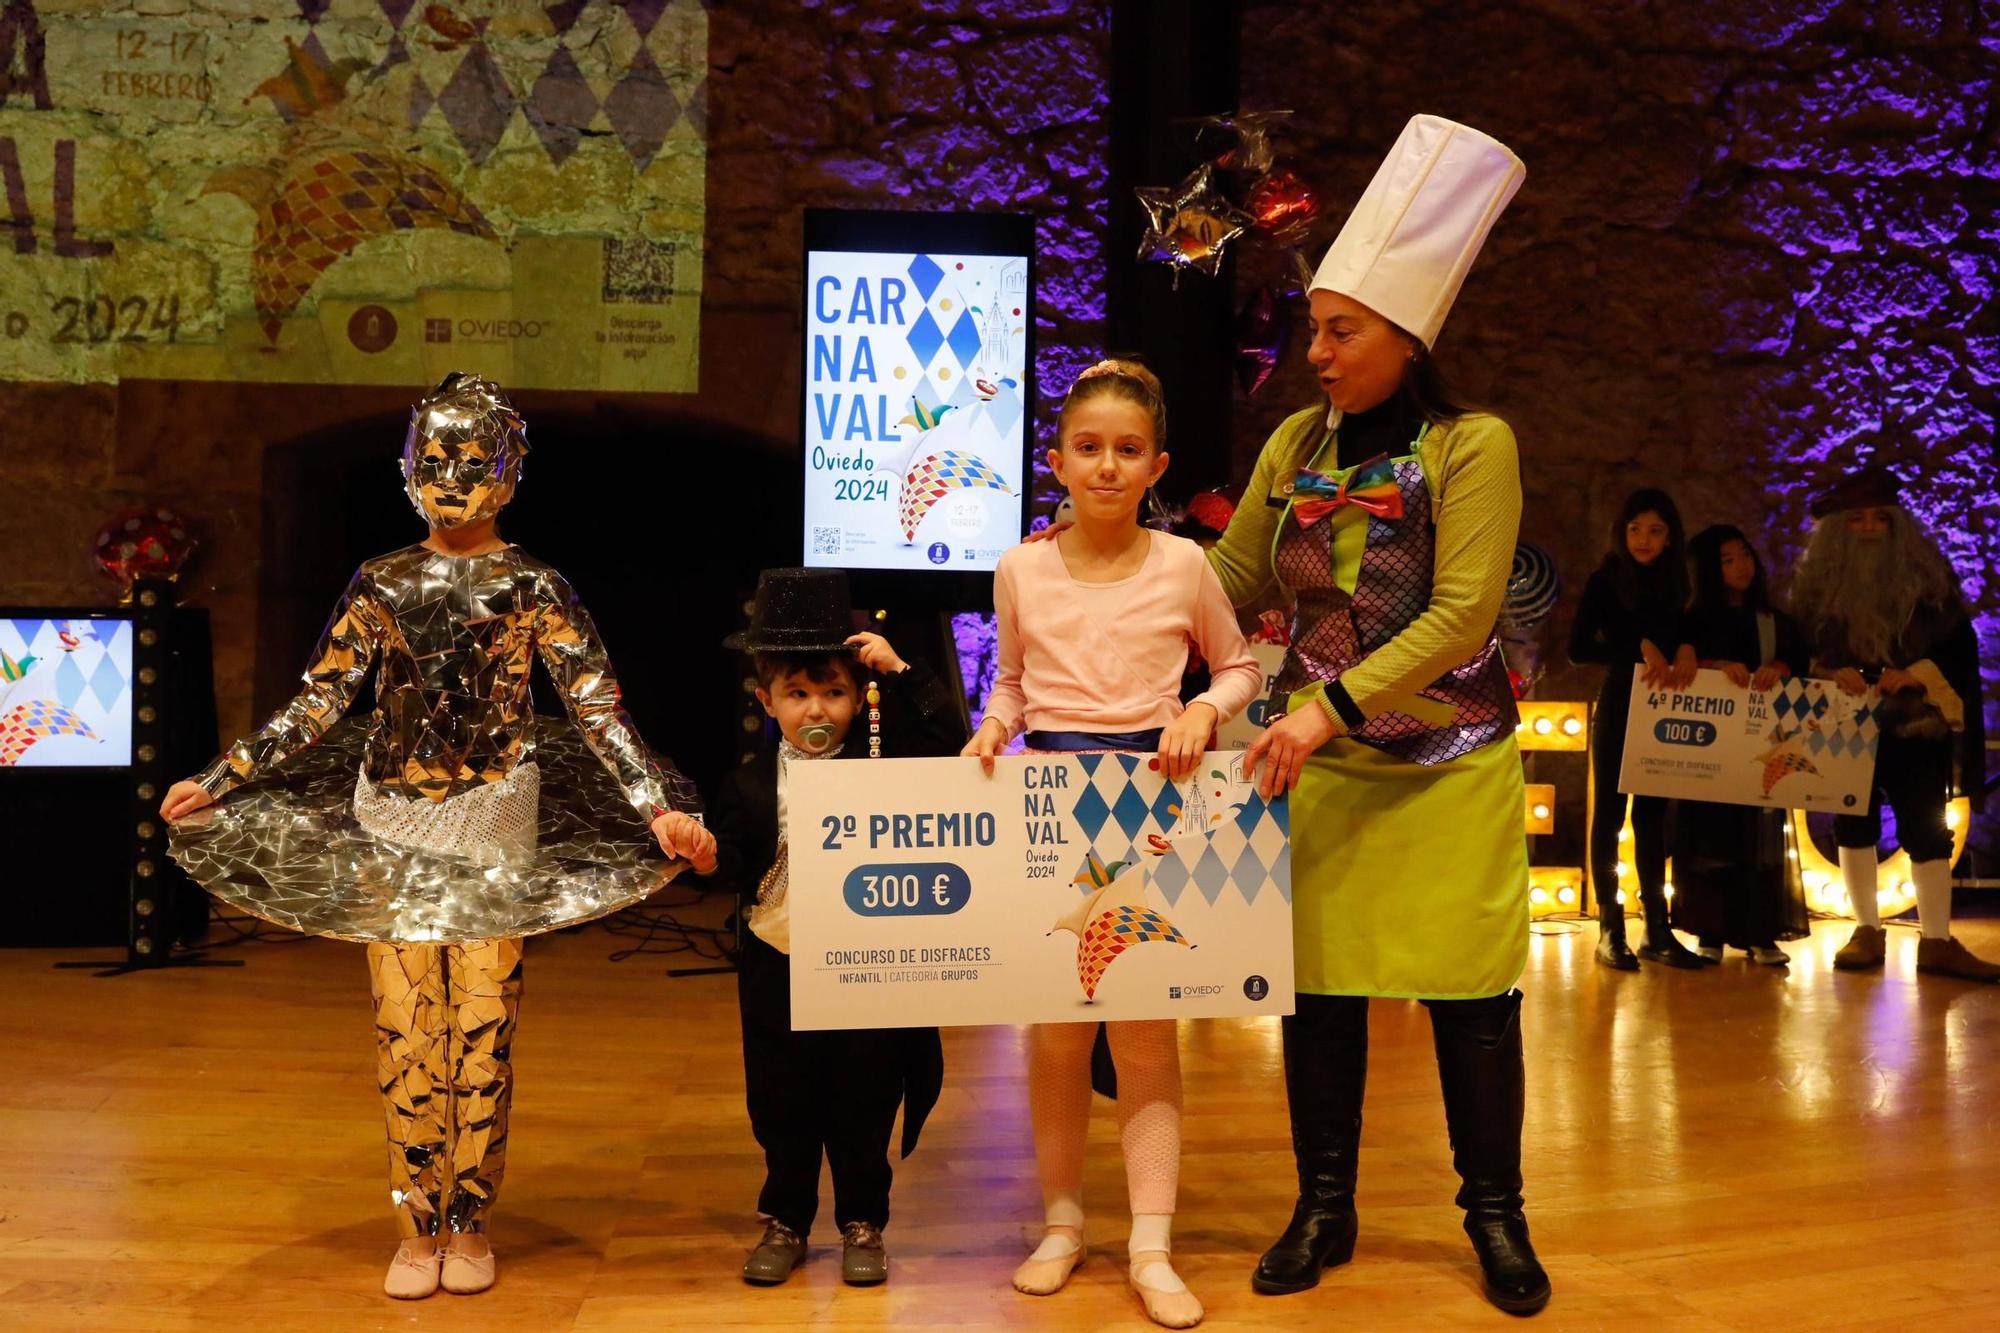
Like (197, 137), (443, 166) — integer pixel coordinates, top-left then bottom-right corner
(965, 358), (1263, 1328)
(1568, 488), (1704, 970)
(704, 568), (967, 1288)
(1670, 525), (1811, 964)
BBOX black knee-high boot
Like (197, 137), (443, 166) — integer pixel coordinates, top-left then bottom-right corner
(1429, 991), (1551, 1316)
(1252, 993), (1367, 1295)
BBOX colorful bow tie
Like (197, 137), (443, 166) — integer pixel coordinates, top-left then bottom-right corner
(1290, 454), (1405, 527)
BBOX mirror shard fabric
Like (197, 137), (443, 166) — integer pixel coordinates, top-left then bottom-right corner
(171, 718), (683, 944)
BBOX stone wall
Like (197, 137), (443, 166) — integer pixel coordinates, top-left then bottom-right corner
(0, 0), (1109, 738)
(1234, 0), (1999, 712)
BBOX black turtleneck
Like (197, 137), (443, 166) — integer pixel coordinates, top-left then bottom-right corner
(1335, 393), (1426, 469)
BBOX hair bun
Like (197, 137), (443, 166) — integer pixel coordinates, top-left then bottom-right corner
(1070, 357), (1163, 400)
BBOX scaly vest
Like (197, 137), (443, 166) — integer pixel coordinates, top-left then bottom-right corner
(1271, 438), (1517, 766)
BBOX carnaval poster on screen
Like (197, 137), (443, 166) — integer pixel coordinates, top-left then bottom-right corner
(0, 619), (133, 768)
(803, 250), (1028, 573)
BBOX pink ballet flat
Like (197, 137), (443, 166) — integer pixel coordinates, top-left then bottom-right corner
(440, 1234), (497, 1295)
(382, 1237), (441, 1300)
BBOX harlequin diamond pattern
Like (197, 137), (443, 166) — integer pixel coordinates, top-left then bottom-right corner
(1769, 678), (1878, 766)
(1068, 753), (1291, 908)
(393, 1), (705, 170)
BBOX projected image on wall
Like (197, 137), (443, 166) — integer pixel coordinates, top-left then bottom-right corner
(0, 618), (133, 768)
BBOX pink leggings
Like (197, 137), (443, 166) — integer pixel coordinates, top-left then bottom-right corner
(1028, 1019), (1182, 1216)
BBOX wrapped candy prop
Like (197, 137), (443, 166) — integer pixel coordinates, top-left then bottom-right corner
(1499, 542), (1562, 696)
(1135, 164), (1251, 281)
(92, 505), (197, 596)
(1184, 488), (1238, 534)
(1233, 286), (1290, 396)
(1245, 169), (1320, 244)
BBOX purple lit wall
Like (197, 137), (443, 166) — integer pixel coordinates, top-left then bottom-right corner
(1235, 2), (2000, 746)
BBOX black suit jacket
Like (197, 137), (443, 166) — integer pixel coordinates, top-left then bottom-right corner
(708, 657), (967, 1156)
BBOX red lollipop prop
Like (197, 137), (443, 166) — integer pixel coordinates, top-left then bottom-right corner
(92, 505), (197, 595)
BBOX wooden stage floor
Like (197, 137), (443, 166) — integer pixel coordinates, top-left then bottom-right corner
(3, 916), (1998, 1331)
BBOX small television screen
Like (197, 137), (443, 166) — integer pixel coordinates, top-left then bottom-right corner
(0, 614), (134, 768)
(802, 209), (1034, 575)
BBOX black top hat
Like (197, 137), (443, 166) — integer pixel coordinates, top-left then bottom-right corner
(1809, 462), (1903, 518)
(723, 567), (857, 653)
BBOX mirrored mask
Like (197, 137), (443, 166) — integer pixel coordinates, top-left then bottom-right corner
(400, 373), (529, 529)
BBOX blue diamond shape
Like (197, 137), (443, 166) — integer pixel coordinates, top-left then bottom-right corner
(1231, 841), (1266, 904)
(1807, 730), (1826, 754)
(88, 652), (124, 712)
(1149, 781), (1179, 833)
(945, 307), (982, 367)
(906, 308), (945, 367)
(1235, 794), (1264, 836)
(1271, 844), (1292, 902)
(982, 382), (1023, 437)
(1152, 849), (1190, 908)
(1111, 781), (1150, 840)
(54, 654), (86, 709)
(1809, 694), (1829, 718)
(907, 254), (944, 301)
(1191, 843), (1230, 905)
(1071, 782), (1109, 841)
(1269, 795), (1290, 837)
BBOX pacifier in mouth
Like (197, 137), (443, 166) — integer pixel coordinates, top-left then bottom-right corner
(797, 722), (839, 753)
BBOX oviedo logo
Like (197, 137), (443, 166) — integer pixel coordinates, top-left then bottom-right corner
(454, 318), (551, 342)
(346, 305), (397, 353)
(419, 318), (555, 345)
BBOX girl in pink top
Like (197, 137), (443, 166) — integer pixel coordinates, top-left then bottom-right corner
(964, 359), (1261, 1329)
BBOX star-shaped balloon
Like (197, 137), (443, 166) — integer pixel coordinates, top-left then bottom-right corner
(1189, 110), (1294, 178)
(1135, 164), (1251, 281)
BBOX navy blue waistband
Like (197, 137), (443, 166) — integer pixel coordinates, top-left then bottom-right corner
(1022, 728), (1164, 752)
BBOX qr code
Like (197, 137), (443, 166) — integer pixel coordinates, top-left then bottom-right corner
(603, 237), (676, 303)
(813, 527), (840, 555)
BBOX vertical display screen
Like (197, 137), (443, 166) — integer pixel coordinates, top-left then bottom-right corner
(803, 244), (1030, 572)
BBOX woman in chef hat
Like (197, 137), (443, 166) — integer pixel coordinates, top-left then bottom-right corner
(1208, 115), (1550, 1315)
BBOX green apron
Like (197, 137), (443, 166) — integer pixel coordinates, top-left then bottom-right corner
(1276, 436), (1528, 999)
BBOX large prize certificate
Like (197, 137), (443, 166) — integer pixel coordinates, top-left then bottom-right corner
(787, 752), (1294, 1029)
(1617, 669), (1880, 810)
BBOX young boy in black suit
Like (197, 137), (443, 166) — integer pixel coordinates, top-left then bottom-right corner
(703, 568), (967, 1286)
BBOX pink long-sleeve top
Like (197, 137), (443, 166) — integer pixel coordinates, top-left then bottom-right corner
(983, 529), (1265, 739)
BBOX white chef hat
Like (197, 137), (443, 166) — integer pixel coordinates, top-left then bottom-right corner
(1311, 114), (1525, 348)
